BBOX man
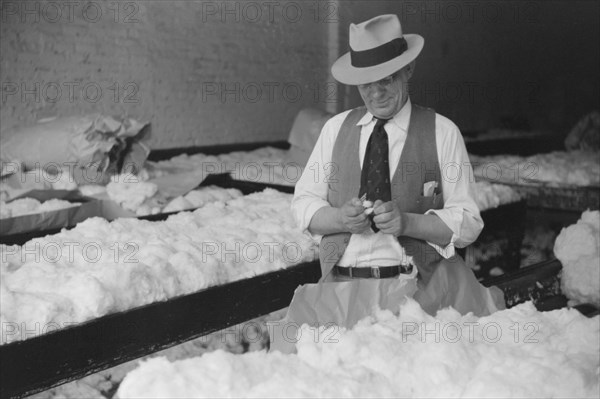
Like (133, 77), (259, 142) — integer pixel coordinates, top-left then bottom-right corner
(292, 14), (504, 316)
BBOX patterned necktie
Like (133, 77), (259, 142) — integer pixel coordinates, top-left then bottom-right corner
(359, 117), (391, 232)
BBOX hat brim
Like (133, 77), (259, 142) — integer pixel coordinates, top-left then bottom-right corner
(331, 34), (424, 85)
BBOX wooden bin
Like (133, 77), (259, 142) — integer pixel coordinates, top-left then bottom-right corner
(0, 262), (321, 399)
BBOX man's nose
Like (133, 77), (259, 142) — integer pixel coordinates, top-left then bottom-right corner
(370, 86), (386, 99)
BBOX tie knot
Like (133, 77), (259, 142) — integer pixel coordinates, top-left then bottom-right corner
(374, 117), (389, 129)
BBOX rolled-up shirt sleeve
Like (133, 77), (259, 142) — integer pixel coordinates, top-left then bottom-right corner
(425, 114), (484, 257)
(291, 112), (349, 232)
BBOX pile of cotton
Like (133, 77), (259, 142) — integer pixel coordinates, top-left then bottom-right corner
(554, 210), (600, 307)
(1, 189), (318, 343)
(162, 185), (243, 213)
(470, 151), (600, 187)
(117, 299), (599, 398)
(0, 198), (80, 219)
(472, 181), (522, 211)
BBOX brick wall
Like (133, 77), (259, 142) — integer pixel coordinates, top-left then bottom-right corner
(0, 0), (338, 149)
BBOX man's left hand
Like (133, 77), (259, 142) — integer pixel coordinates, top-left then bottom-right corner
(372, 200), (404, 236)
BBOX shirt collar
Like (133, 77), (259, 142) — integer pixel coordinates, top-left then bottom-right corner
(357, 97), (412, 131)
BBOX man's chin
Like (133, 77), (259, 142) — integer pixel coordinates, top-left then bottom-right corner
(370, 105), (394, 119)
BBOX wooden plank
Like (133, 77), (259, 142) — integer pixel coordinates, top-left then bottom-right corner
(200, 173), (294, 194)
(0, 227), (63, 246)
(481, 258), (563, 308)
(147, 141), (290, 161)
(517, 184), (599, 212)
(0, 262), (321, 399)
(482, 258), (562, 288)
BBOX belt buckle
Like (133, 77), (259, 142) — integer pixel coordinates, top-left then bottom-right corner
(371, 267), (381, 278)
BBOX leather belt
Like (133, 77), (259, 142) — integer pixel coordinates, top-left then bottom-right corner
(333, 264), (413, 279)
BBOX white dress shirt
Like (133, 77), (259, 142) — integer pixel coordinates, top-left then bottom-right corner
(291, 99), (483, 269)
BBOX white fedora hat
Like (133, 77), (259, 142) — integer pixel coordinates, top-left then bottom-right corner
(332, 14), (424, 85)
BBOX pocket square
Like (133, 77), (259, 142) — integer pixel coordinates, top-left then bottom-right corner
(423, 181), (438, 196)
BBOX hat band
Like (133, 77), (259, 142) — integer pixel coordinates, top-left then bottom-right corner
(350, 37), (408, 68)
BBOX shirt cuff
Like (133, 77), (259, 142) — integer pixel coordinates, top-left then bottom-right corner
(426, 236), (457, 259)
(424, 208), (461, 259)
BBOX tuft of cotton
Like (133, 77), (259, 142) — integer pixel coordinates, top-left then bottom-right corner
(162, 196), (193, 213)
(472, 181), (522, 211)
(1, 197), (79, 219)
(554, 210), (600, 307)
(37, 199), (80, 213)
(106, 175), (158, 213)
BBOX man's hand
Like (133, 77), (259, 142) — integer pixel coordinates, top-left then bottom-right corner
(339, 197), (370, 234)
(372, 200), (404, 236)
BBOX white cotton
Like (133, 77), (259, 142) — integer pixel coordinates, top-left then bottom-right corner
(182, 190), (215, 208)
(49, 168), (78, 191)
(226, 188), (244, 199)
(0, 198), (79, 219)
(3, 261), (115, 327)
(78, 184), (107, 197)
(26, 378), (105, 399)
(179, 186), (243, 210)
(0, 189), (318, 343)
(471, 150), (600, 187)
(3, 198), (41, 217)
(472, 181), (522, 211)
(118, 299), (600, 399)
(162, 196), (193, 213)
(0, 202), (11, 218)
(37, 199), (80, 213)
(106, 176), (158, 212)
(554, 210), (600, 307)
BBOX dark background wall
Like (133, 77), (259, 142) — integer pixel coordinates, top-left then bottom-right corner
(338, 0), (600, 137)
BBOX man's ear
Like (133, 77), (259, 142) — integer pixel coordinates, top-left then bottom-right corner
(405, 61), (416, 79)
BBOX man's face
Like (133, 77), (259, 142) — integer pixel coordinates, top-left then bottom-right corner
(357, 67), (411, 119)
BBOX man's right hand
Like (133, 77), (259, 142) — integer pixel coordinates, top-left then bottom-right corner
(339, 197), (370, 234)
(307, 198), (370, 235)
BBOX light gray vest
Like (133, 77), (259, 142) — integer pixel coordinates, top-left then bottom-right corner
(319, 104), (445, 283)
